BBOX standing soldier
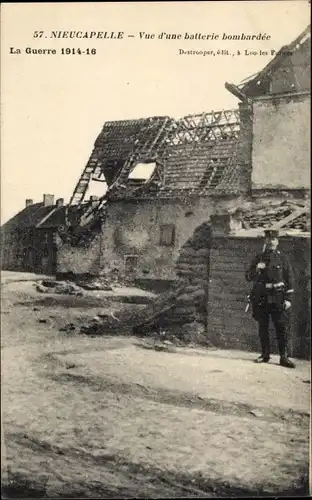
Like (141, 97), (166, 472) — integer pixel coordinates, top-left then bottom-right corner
(245, 228), (295, 368)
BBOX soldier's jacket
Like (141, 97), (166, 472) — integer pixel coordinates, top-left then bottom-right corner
(245, 249), (294, 308)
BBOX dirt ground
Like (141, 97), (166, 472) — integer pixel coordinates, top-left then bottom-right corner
(1, 272), (311, 498)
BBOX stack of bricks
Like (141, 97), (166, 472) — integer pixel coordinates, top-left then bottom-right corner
(172, 222), (211, 328)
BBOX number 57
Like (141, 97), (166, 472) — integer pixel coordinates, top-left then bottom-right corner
(33, 31), (44, 38)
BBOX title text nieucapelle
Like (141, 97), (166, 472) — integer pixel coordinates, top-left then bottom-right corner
(33, 30), (272, 41)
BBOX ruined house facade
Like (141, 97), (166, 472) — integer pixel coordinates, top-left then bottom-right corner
(58, 110), (249, 282)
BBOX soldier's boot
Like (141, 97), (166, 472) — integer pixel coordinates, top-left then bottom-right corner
(280, 357), (296, 369)
(254, 355), (270, 363)
(276, 329), (295, 368)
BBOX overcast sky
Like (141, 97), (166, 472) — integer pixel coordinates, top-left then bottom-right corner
(1, 1), (310, 223)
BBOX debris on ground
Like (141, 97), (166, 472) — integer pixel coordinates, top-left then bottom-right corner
(65, 363), (76, 369)
(41, 279), (58, 288)
(80, 312), (123, 336)
(59, 323), (76, 332)
(33, 269), (211, 350)
(154, 343), (177, 353)
(35, 274), (130, 296)
(36, 281), (84, 296)
(1, 270), (310, 498)
(76, 277), (113, 291)
(249, 409), (264, 418)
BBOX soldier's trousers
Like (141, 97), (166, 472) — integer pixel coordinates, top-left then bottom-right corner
(256, 304), (289, 358)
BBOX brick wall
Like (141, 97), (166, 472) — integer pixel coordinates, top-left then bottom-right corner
(207, 236), (310, 359)
(172, 222), (212, 326)
(284, 237), (311, 359)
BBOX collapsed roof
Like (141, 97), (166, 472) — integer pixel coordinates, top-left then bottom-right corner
(241, 200), (310, 234)
(69, 116), (173, 206)
(70, 108), (243, 208)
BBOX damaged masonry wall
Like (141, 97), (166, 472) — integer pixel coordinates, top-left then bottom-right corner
(56, 233), (102, 277)
(56, 194), (242, 283)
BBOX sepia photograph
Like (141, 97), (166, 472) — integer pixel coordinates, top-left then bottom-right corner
(1, 1), (311, 497)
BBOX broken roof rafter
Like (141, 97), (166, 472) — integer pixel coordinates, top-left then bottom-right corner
(166, 109), (240, 146)
(112, 110), (240, 199)
(68, 108), (242, 210)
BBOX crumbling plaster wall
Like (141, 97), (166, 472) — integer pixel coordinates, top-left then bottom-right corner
(251, 92), (310, 191)
(57, 233), (102, 276)
(100, 196), (243, 280)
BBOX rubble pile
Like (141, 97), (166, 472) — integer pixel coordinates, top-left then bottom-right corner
(78, 303), (150, 336)
(52, 221), (212, 346)
(76, 276), (113, 291)
(35, 274), (123, 296)
(130, 222), (212, 344)
(75, 222), (212, 346)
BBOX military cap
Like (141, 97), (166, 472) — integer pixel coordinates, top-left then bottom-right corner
(264, 228), (279, 238)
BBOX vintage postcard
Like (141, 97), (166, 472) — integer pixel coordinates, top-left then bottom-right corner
(1, 1), (310, 497)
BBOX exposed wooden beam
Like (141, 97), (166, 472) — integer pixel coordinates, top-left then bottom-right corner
(225, 82), (248, 102)
(275, 208), (307, 229)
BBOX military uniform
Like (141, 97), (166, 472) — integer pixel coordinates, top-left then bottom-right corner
(245, 230), (295, 368)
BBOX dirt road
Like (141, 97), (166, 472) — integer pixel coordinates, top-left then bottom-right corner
(1, 273), (310, 497)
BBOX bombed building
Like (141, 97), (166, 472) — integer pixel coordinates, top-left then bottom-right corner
(57, 109), (248, 282)
(1, 25), (310, 357)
